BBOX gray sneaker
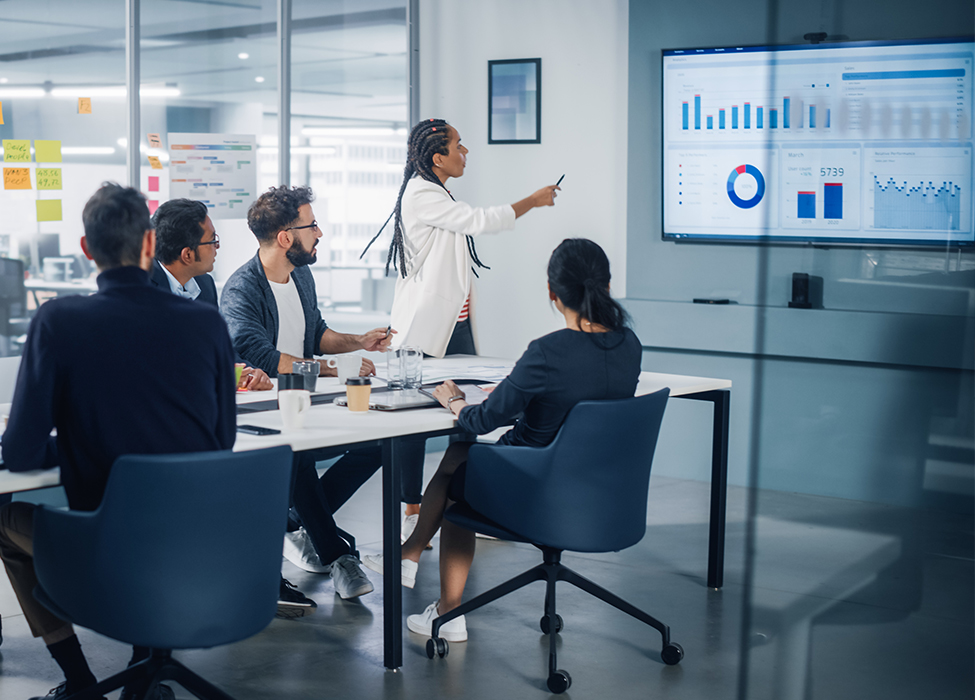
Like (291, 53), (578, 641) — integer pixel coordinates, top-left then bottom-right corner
(330, 554), (374, 599)
(283, 528), (331, 574)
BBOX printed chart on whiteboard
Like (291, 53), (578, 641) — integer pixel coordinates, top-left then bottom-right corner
(168, 133), (257, 219)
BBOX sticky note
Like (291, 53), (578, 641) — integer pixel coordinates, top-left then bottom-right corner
(36, 200), (63, 222)
(36, 168), (62, 190)
(78, 97), (92, 114)
(147, 133), (162, 149)
(0, 101), (4, 125)
(3, 139), (30, 163)
(148, 176), (159, 192)
(3, 167), (31, 189)
(148, 200), (160, 215)
(148, 155), (162, 170)
(34, 140), (62, 163)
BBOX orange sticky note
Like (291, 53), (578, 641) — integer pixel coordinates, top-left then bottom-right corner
(147, 133), (162, 149)
(78, 97), (92, 114)
(3, 167), (31, 190)
(147, 155), (163, 170)
(0, 101), (4, 125)
(36, 200), (63, 222)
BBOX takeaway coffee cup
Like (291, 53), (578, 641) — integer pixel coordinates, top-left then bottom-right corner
(346, 376), (371, 412)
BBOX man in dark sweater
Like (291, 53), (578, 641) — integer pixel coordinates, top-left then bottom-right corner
(0, 183), (237, 700)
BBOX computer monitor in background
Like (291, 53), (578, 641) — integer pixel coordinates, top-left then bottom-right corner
(33, 233), (61, 271)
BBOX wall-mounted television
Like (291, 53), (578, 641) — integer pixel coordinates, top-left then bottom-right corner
(662, 37), (974, 247)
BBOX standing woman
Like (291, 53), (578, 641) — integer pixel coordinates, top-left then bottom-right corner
(364, 118), (560, 534)
(370, 118), (560, 357)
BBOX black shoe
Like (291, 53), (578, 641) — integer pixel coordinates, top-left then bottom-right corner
(277, 578), (317, 620)
(120, 682), (176, 700)
(29, 682), (107, 700)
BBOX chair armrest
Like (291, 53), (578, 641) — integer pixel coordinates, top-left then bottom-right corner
(33, 506), (104, 627)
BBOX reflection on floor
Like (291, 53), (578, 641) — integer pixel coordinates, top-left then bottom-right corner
(1, 454), (972, 700)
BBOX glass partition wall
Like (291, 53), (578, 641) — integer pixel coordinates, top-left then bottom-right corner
(0, 0), (408, 356)
(738, 3), (975, 699)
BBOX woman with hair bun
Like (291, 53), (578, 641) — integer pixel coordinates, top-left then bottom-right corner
(363, 238), (642, 644)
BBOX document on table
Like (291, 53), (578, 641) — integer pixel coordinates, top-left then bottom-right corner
(421, 358), (514, 384)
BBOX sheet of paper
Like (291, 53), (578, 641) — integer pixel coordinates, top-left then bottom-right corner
(421, 359), (515, 384)
(147, 155), (162, 170)
(34, 140), (62, 163)
(147, 133), (162, 149)
(36, 168), (62, 190)
(148, 175), (159, 192)
(3, 140), (30, 163)
(148, 200), (159, 215)
(168, 133), (257, 219)
(36, 200), (62, 222)
(3, 167), (31, 189)
(78, 97), (92, 114)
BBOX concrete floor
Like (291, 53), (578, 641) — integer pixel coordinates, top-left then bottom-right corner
(1, 447), (972, 700)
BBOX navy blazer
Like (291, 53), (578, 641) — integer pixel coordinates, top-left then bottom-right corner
(150, 259), (218, 306)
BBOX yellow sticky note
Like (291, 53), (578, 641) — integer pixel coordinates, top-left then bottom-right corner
(147, 133), (162, 149)
(0, 101), (4, 125)
(34, 140), (62, 163)
(3, 167), (31, 190)
(36, 168), (62, 190)
(78, 97), (92, 114)
(36, 200), (63, 222)
(147, 155), (163, 170)
(3, 139), (30, 163)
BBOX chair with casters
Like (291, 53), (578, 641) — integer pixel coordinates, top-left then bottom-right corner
(425, 389), (678, 694)
(32, 446), (294, 700)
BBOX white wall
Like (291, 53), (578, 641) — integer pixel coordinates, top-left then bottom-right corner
(419, 0), (629, 359)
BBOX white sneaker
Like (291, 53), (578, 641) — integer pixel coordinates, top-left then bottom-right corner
(330, 554), (374, 599)
(283, 528), (331, 574)
(402, 513), (433, 549)
(362, 553), (417, 589)
(407, 600), (467, 643)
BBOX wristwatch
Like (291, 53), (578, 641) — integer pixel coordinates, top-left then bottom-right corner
(446, 395), (466, 410)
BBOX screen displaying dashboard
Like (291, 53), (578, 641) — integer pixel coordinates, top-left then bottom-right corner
(662, 38), (974, 246)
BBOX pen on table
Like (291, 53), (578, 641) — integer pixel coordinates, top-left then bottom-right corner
(555, 174), (565, 187)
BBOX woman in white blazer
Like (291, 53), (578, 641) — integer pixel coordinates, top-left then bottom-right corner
(364, 118), (559, 535)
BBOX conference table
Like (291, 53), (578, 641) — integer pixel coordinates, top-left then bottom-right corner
(0, 355), (731, 671)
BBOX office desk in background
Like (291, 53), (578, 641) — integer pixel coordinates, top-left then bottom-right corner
(0, 357), (732, 671)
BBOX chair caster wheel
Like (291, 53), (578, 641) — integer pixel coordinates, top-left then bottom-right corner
(426, 637), (448, 659)
(661, 642), (684, 665)
(547, 669), (572, 694)
(539, 614), (563, 634)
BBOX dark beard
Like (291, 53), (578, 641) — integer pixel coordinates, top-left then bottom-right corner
(286, 237), (317, 267)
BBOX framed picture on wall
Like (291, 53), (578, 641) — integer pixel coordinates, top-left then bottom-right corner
(488, 58), (541, 144)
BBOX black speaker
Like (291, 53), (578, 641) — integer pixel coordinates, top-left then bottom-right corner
(789, 272), (822, 309)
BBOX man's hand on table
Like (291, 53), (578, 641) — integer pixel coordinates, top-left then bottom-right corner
(237, 365), (273, 391)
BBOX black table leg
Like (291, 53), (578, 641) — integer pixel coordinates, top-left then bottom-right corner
(382, 437), (403, 669)
(682, 389), (730, 589)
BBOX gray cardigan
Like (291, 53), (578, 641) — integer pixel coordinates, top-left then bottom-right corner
(220, 252), (328, 377)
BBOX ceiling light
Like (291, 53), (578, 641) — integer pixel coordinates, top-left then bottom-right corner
(238, 53), (249, 60)
(0, 87), (46, 97)
(255, 76), (265, 83)
(61, 147), (116, 155)
(50, 86), (180, 98)
(302, 127), (399, 137)
(0, 78), (8, 84)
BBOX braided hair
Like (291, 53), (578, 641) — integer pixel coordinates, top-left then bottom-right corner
(362, 118), (489, 277)
(547, 238), (630, 334)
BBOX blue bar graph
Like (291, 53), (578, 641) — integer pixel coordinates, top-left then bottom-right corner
(757, 107), (763, 128)
(682, 102), (689, 130)
(784, 97), (791, 128)
(874, 177), (962, 230)
(707, 115), (713, 129)
(732, 105), (738, 129)
(695, 95), (701, 130)
(824, 183), (842, 219)
(770, 109), (778, 128)
(809, 105), (816, 129)
(826, 109), (830, 128)
(798, 191), (816, 219)
(744, 103), (750, 129)
(718, 109), (725, 129)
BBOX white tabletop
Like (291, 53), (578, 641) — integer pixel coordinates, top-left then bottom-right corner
(1, 356), (731, 494)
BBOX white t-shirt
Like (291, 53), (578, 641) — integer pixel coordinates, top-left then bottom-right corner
(268, 277), (306, 358)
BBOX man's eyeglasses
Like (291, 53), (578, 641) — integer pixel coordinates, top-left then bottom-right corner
(287, 220), (320, 232)
(198, 233), (220, 247)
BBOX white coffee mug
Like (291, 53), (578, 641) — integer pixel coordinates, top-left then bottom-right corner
(327, 354), (363, 384)
(278, 389), (311, 431)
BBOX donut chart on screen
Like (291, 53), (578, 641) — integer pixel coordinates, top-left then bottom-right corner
(726, 164), (766, 209)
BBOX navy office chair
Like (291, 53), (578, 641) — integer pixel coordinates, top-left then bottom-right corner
(32, 446), (293, 700)
(426, 389), (679, 693)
